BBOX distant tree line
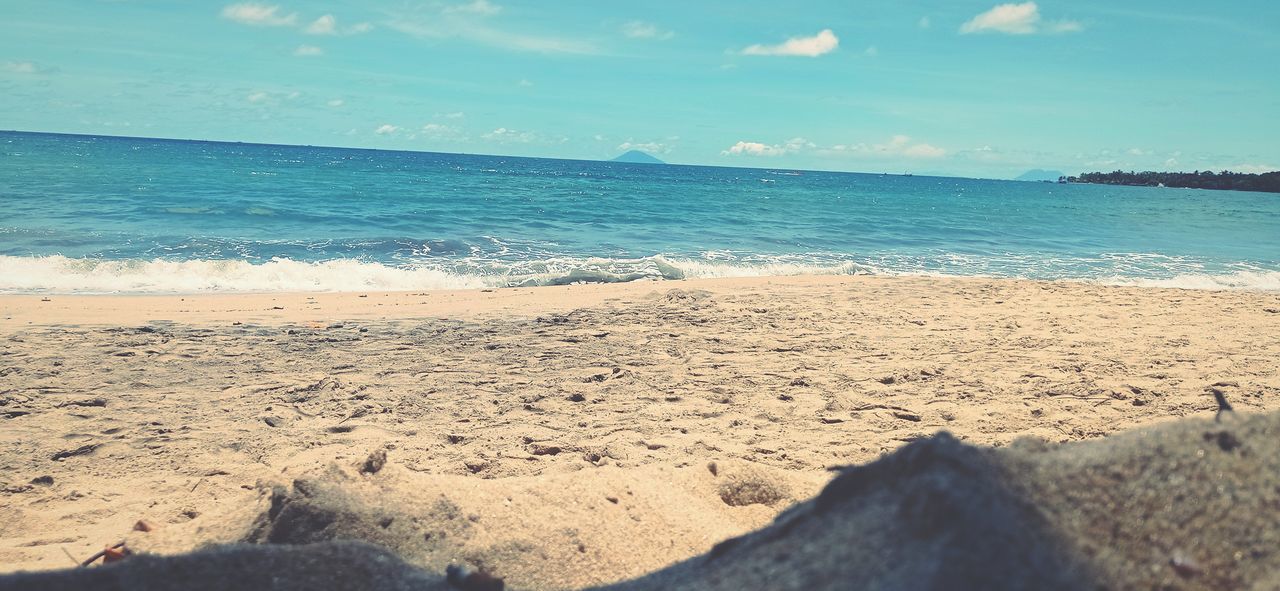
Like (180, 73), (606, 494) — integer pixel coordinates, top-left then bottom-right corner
(1062, 170), (1280, 193)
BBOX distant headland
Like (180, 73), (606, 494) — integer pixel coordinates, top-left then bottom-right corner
(1063, 170), (1280, 193)
(611, 150), (666, 165)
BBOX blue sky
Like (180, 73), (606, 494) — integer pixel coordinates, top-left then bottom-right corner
(2, 0), (1278, 178)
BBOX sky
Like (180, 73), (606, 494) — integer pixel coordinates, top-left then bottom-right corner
(2, 0), (1278, 178)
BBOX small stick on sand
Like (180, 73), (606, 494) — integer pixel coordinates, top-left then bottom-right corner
(59, 546), (79, 566)
(78, 541), (126, 567)
(1211, 388), (1234, 422)
(190, 477), (206, 492)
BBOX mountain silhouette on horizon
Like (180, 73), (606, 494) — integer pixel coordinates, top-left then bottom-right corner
(1015, 169), (1065, 182)
(611, 150), (666, 165)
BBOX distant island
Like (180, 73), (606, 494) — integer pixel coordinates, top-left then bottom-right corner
(611, 150), (666, 165)
(1014, 169), (1066, 182)
(1064, 170), (1280, 193)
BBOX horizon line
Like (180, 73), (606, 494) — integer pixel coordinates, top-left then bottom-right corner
(1, 128), (1006, 182)
(12, 129), (1268, 180)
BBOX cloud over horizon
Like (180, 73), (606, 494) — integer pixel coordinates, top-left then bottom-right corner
(722, 137), (814, 156)
(826, 135), (946, 159)
(723, 136), (945, 160)
(742, 29), (839, 57)
(618, 139), (673, 154)
(483, 127), (537, 143)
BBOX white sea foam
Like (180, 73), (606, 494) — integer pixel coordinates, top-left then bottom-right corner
(0, 255), (1277, 294)
(0, 256), (491, 294)
(655, 257), (882, 280)
(1094, 270), (1280, 291)
(0, 254), (881, 294)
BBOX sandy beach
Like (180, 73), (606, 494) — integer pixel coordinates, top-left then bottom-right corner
(2, 275), (1280, 588)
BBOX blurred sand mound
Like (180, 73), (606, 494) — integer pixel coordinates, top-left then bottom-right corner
(0, 540), (445, 591)
(618, 409), (1279, 591)
(233, 458), (809, 590)
(5, 410), (1278, 591)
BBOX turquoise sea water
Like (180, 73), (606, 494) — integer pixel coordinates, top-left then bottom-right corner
(2, 131), (1278, 293)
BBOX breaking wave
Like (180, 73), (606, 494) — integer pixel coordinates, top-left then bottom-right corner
(1094, 270), (1280, 291)
(1, 255), (1276, 294)
(0, 255), (882, 294)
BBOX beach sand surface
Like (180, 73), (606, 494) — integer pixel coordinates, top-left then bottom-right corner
(2, 275), (1279, 588)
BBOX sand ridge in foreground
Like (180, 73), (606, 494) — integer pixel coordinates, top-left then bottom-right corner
(1, 275), (1279, 585)
(4, 409), (1278, 590)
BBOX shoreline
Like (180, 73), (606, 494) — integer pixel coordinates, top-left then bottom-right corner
(2, 273), (1279, 580)
(5, 253), (1280, 299)
(5, 273), (1279, 329)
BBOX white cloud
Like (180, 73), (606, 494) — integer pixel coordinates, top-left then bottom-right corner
(902, 143), (947, 158)
(220, 3), (297, 27)
(953, 145), (1010, 164)
(864, 45), (879, 57)
(517, 79), (534, 87)
(1127, 148), (1148, 156)
(825, 135), (946, 159)
(1046, 19), (1083, 33)
(327, 99), (345, 107)
(293, 45), (323, 57)
(305, 14), (373, 35)
(419, 123), (466, 140)
(3, 61), (39, 74)
(721, 137), (815, 157)
(622, 21), (674, 40)
(783, 137), (816, 151)
(961, 2), (1039, 34)
(306, 14), (336, 35)
(742, 29), (839, 57)
(444, 0), (500, 15)
(1226, 164), (1279, 174)
(918, 16), (932, 29)
(960, 2), (1082, 35)
(723, 141), (785, 157)
(438, 111), (465, 119)
(246, 90), (301, 105)
(483, 127), (537, 143)
(386, 17), (596, 54)
(375, 124), (400, 135)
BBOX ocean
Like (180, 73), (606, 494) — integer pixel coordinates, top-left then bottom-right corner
(2, 130), (1278, 293)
